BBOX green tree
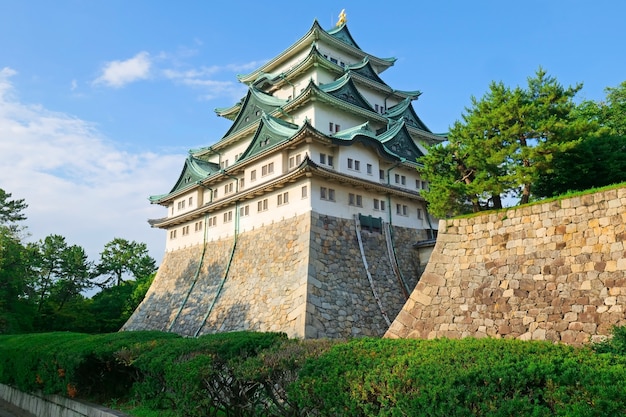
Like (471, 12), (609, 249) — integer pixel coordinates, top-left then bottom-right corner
(0, 189), (35, 333)
(95, 238), (156, 287)
(0, 189), (27, 232)
(420, 68), (590, 217)
(29, 235), (93, 330)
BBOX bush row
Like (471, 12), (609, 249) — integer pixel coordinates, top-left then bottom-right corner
(1, 330), (626, 416)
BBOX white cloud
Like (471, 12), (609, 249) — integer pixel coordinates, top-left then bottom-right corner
(93, 51), (152, 88)
(0, 67), (183, 263)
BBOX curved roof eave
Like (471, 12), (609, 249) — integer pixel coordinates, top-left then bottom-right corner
(149, 156), (424, 228)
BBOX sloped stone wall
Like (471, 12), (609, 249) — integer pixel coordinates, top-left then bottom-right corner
(386, 187), (626, 346)
(124, 212), (420, 338)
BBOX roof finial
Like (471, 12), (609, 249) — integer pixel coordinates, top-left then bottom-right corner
(336, 9), (347, 26)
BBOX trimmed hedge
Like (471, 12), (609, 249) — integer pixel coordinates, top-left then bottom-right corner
(2, 330), (626, 416)
(291, 337), (626, 416)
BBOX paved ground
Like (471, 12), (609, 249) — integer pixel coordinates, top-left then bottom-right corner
(0, 399), (35, 417)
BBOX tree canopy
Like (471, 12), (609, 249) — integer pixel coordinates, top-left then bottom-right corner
(419, 68), (608, 218)
(0, 187), (157, 334)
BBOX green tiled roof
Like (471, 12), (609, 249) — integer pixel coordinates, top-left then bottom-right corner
(385, 97), (431, 132)
(326, 23), (361, 49)
(150, 156), (219, 202)
(319, 73), (374, 111)
(220, 87), (287, 139)
(377, 120), (425, 163)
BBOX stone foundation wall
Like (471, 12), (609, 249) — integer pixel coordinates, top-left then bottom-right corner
(125, 212), (422, 338)
(386, 187), (626, 346)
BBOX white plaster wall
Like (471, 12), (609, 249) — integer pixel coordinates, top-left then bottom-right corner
(313, 103), (365, 135)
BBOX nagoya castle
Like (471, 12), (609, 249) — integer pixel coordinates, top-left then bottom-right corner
(123, 11), (443, 338)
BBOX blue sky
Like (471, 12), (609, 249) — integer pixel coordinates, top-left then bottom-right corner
(1, 0), (624, 265)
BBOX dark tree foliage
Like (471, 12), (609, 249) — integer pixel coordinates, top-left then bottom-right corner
(534, 135), (626, 197)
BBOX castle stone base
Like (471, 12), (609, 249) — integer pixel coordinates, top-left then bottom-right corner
(123, 212), (426, 338)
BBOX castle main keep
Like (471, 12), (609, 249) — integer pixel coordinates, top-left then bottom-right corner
(123, 14), (440, 338)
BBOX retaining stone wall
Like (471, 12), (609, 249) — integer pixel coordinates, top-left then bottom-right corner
(386, 187), (626, 346)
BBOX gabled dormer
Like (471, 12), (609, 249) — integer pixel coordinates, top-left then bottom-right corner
(238, 113), (300, 160)
(219, 87), (287, 140)
(150, 156), (219, 204)
(377, 120), (426, 164)
(385, 97), (431, 132)
(319, 73), (374, 112)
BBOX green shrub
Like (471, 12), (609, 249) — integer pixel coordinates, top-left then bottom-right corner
(129, 331), (288, 416)
(291, 337), (626, 417)
(0, 331), (178, 400)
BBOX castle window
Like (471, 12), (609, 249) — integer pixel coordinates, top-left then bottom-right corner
(367, 164), (372, 175)
(320, 153), (333, 167)
(257, 198), (268, 212)
(250, 170), (257, 181)
(348, 158), (360, 171)
(394, 173), (400, 183)
(401, 175), (406, 185)
(375, 104), (379, 112)
(396, 204), (408, 216)
(320, 187), (336, 202)
(289, 154), (301, 169)
(335, 124), (340, 132)
(379, 169), (385, 180)
(213, 189), (218, 199)
(330, 57), (338, 64)
(329, 122), (334, 132)
(224, 182), (233, 194)
(189, 197), (193, 207)
(349, 193), (363, 207)
(417, 208), (423, 219)
(194, 221), (203, 232)
(261, 162), (274, 176)
(301, 185), (308, 198)
(182, 225), (190, 236)
(170, 230), (177, 239)
(373, 199), (386, 211)
(240, 205), (250, 217)
(277, 192), (289, 206)
(224, 211), (233, 223)
(239, 178), (245, 189)
(208, 216), (217, 227)
(422, 181), (429, 190)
